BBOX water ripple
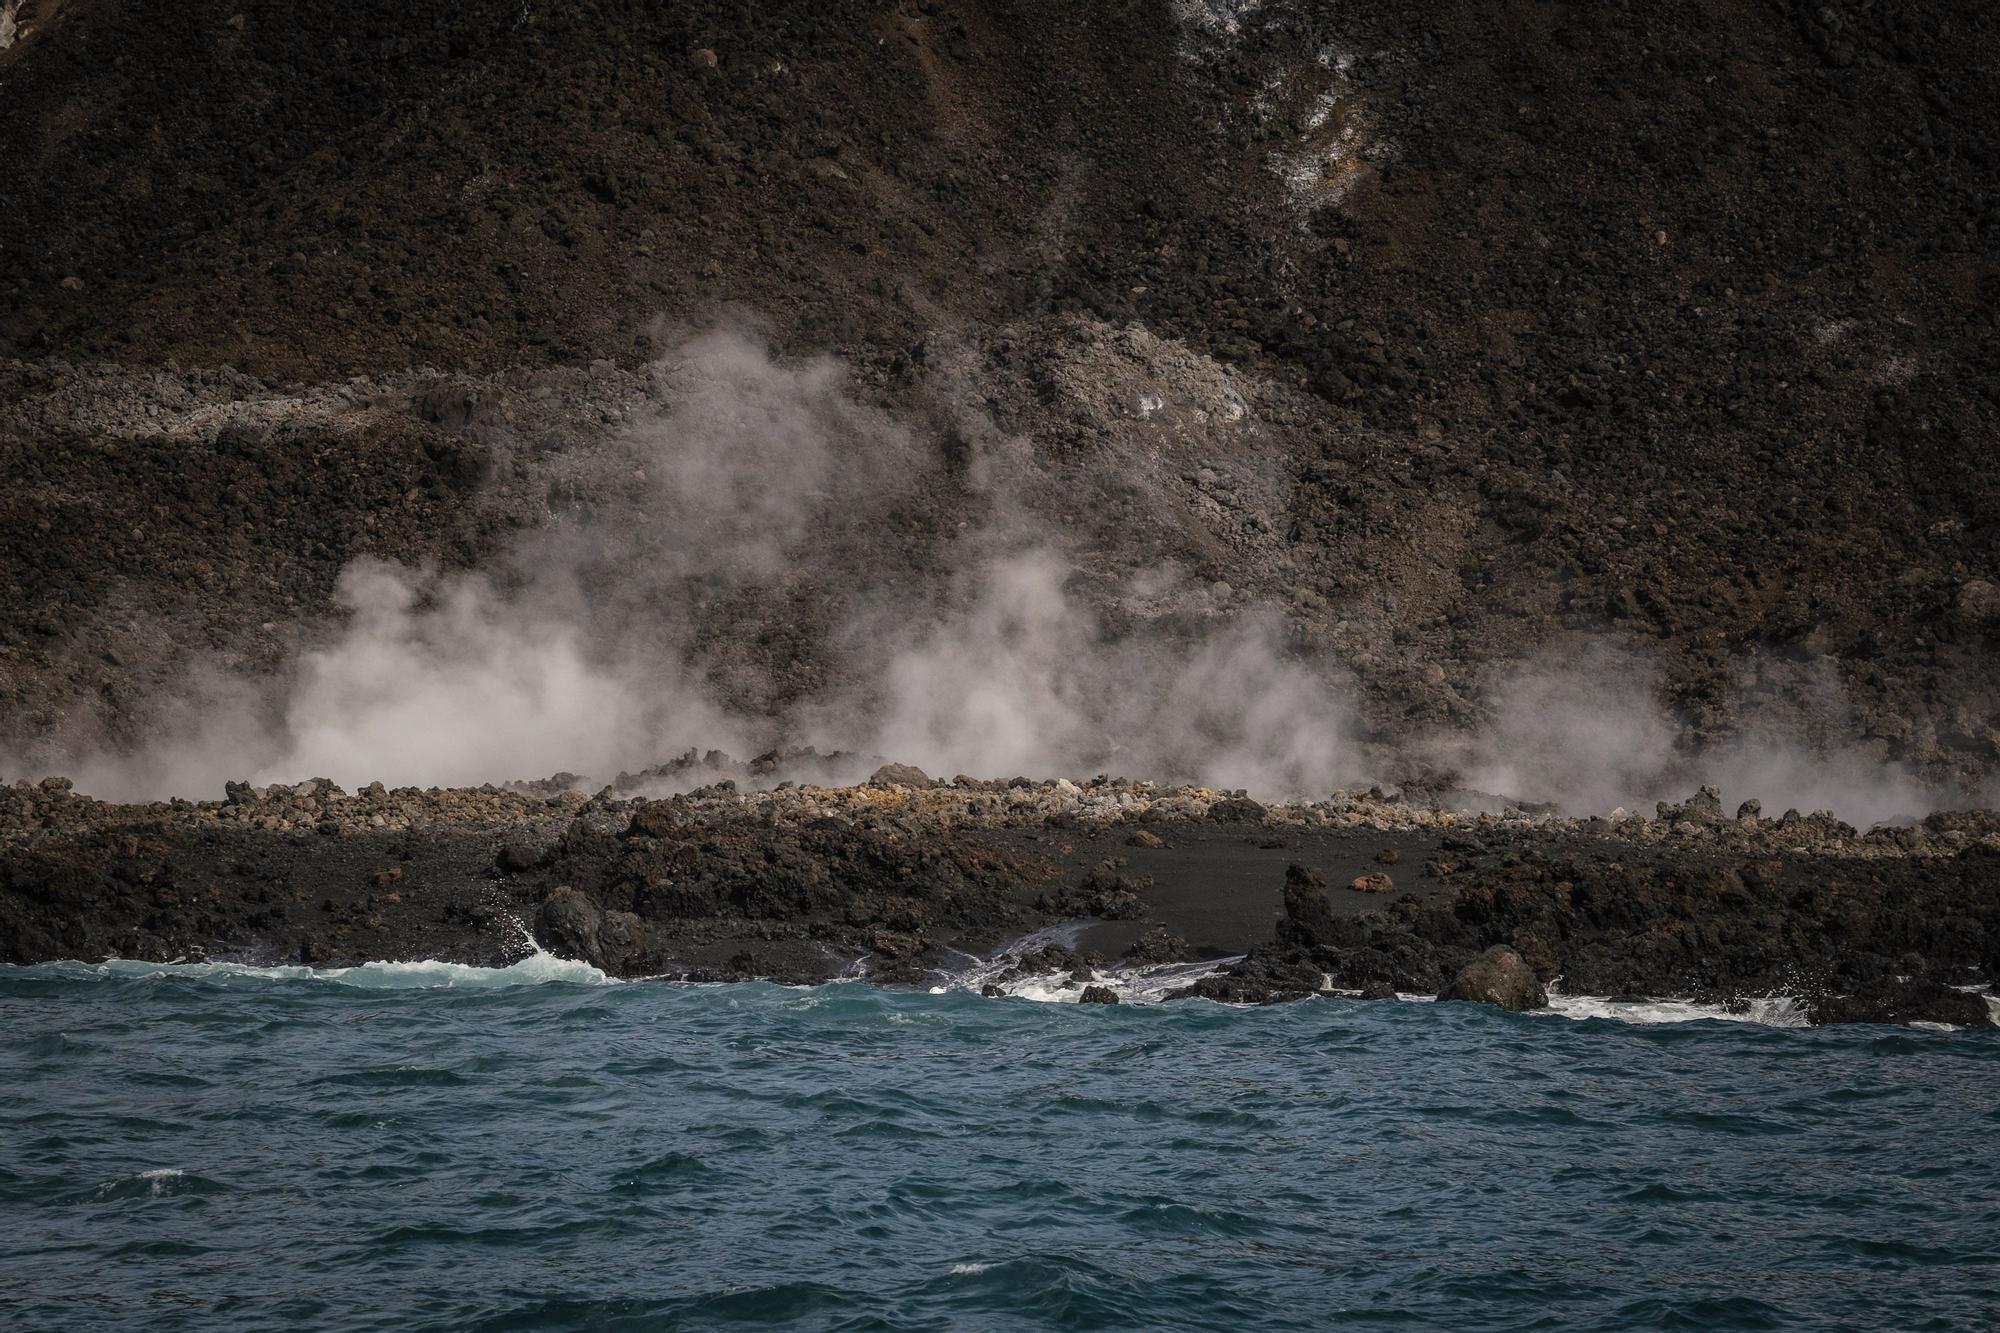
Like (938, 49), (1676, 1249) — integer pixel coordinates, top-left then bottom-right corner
(0, 971), (1995, 1331)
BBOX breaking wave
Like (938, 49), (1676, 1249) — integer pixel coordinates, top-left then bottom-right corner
(7, 949), (614, 990)
(937, 932), (1832, 1027)
(5, 971), (1994, 1332)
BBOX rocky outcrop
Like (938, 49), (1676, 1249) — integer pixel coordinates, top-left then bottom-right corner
(1438, 946), (1548, 1013)
(1168, 823), (2000, 1025)
(1275, 864), (1341, 950)
(1170, 957), (1327, 1006)
(533, 886), (604, 964)
(532, 886), (650, 974)
(3, 779), (1997, 1027)
(5, 0), (1998, 794)
(1208, 797), (1269, 824)
(1125, 927), (1188, 965)
(867, 764), (933, 790)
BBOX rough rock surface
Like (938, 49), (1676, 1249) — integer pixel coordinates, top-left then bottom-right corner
(0, 1), (1996, 789)
(1439, 946), (1548, 1013)
(10, 773), (1990, 1024)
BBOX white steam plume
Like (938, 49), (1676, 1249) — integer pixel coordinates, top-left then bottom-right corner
(1448, 644), (1964, 824)
(27, 329), (1362, 801)
(12, 328), (1984, 823)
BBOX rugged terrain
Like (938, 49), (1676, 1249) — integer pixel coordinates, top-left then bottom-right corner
(4, 768), (1996, 1025)
(1, 1), (1996, 1010)
(3, 0), (1998, 791)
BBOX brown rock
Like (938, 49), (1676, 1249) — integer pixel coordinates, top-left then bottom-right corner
(1208, 796), (1268, 823)
(1438, 945), (1548, 1012)
(598, 910), (649, 972)
(1349, 872), (1394, 893)
(535, 886), (606, 965)
(868, 763), (932, 789)
(871, 928), (926, 959)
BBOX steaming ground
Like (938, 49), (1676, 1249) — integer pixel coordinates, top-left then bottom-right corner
(6, 332), (1985, 826)
(6, 0), (2000, 828)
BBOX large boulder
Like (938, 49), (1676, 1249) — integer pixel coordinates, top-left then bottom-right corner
(868, 763), (932, 789)
(1957, 578), (2000, 627)
(1656, 785), (1726, 824)
(1438, 945), (1548, 1012)
(535, 886), (605, 964)
(1208, 795), (1268, 823)
(1124, 927), (1188, 964)
(1276, 863), (1339, 949)
(597, 910), (650, 974)
(1076, 861), (1149, 919)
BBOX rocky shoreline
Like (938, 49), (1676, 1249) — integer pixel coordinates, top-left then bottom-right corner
(3, 766), (1995, 1027)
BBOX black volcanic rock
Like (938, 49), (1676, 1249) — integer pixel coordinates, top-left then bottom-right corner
(1276, 864), (1340, 950)
(1806, 978), (1995, 1029)
(534, 886), (606, 967)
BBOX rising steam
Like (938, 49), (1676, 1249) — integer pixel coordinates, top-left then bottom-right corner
(1446, 644), (1963, 825)
(11, 330), (1981, 823)
(35, 330), (1361, 802)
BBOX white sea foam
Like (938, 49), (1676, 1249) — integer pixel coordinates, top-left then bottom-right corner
(982, 962), (1233, 1005)
(941, 929), (1240, 1004)
(22, 948), (613, 989)
(946, 937), (1822, 1022)
(1539, 987), (1807, 1027)
(1951, 984), (2000, 1029)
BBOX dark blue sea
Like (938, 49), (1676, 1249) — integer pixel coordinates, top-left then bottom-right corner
(3, 957), (1996, 1331)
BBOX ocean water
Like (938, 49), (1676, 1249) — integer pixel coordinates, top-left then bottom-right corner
(3, 960), (1997, 1332)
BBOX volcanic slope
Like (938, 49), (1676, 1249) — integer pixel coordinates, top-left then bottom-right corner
(1, 0), (1997, 788)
